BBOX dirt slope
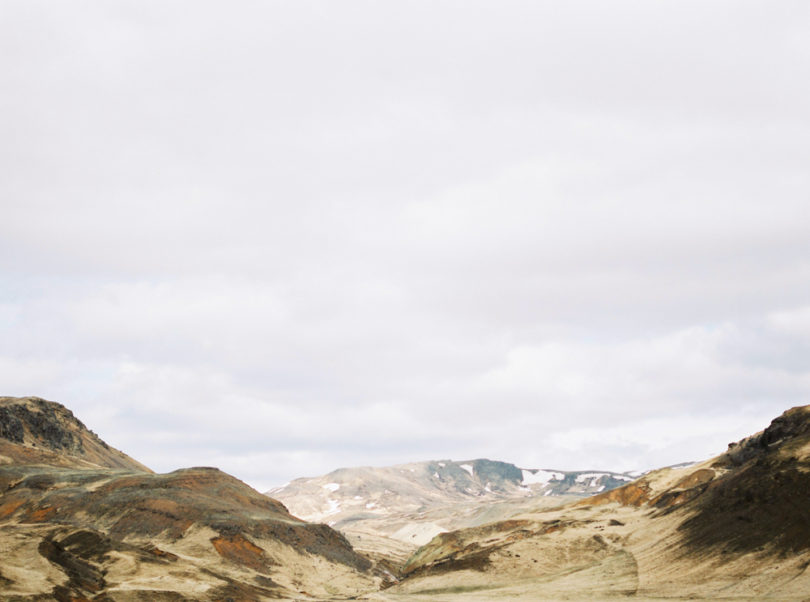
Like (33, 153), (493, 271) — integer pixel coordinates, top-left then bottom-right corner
(6, 397), (808, 600)
(0, 396), (382, 600)
(0, 396), (150, 472)
(376, 406), (810, 600)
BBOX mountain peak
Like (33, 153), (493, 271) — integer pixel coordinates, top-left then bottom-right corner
(720, 404), (810, 467)
(0, 396), (150, 472)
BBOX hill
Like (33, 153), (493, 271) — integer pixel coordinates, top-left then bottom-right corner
(6, 396), (808, 600)
(0, 396), (150, 472)
(0, 396), (382, 600)
(372, 405), (810, 600)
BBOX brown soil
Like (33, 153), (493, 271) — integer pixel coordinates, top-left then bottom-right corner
(577, 481), (651, 507)
(211, 533), (275, 573)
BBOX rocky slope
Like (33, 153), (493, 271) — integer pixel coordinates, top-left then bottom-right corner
(0, 396), (382, 601)
(7, 396), (807, 600)
(372, 405), (810, 600)
(0, 396), (150, 472)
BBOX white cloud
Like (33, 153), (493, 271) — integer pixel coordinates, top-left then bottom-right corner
(768, 305), (810, 337)
(1, 1), (809, 488)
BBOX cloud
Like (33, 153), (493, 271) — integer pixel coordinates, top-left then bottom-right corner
(0, 1), (808, 488)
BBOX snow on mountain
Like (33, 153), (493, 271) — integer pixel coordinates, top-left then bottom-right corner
(521, 469), (563, 485)
(266, 458), (639, 528)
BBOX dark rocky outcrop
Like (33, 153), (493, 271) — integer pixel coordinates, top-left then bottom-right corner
(0, 396), (150, 472)
(718, 405), (810, 467)
(680, 406), (810, 557)
(0, 405), (25, 443)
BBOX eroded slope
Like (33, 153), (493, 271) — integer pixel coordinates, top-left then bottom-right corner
(384, 406), (810, 600)
(0, 396), (150, 472)
(0, 396), (382, 601)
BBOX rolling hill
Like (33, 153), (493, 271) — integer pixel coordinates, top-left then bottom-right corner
(0, 396), (383, 600)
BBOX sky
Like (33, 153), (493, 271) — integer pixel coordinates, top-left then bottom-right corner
(1, 1), (809, 491)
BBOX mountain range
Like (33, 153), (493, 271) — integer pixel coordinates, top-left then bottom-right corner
(268, 458), (640, 525)
(1, 395), (809, 600)
(266, 458), (641, 567)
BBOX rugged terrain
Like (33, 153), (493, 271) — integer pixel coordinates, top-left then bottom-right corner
(4, 397), (809, 600)
(0, 397), (150, 472)
(268, 458), (637, 567)
(370, 405), (810, 600)
(0, 397), (383, 601)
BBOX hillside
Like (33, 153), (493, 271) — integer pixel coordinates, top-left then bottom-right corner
(370, 405), (810, 600)
(5, 397), (808, 600)
(0, 396), (150, 472)
(0, 396), (382, 600)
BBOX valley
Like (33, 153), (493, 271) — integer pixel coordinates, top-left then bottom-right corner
(268, 458), (637, 571)
(1, 396), (809, 600)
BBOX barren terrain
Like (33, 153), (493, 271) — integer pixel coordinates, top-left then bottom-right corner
(373, 406), (810, 600)
(0, 397), (383, 600)
(2, 397), (809, 600)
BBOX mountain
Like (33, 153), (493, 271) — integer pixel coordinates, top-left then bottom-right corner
(374, 405), (810, 600)
(0, 396), (150, 472)
(267, 458), (636, 570)
(269, 459), (636, 525)
(6, 397), (808, 600)
(0, 396), (383, 600)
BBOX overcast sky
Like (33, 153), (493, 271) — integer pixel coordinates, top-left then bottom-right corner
(2, 1), (809, 491)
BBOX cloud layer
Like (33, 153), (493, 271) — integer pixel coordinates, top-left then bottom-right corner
(2, 1), (809, 490)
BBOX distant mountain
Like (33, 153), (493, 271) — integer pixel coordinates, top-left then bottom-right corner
(0, 396), (384, 600)
(388, 405), (810, 600)
(266, 457), (637, 566)
(268, 458), (636, 525)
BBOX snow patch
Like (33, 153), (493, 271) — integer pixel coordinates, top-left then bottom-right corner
(575, 473), (607, 484)
(365, 502), (377, 509)
(460, 464), (474, 476)
(322, 483), (340, 492)
(324, 499), (340, 515)
(522, 469), (562, 485)
(438, 462), (446, 467)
